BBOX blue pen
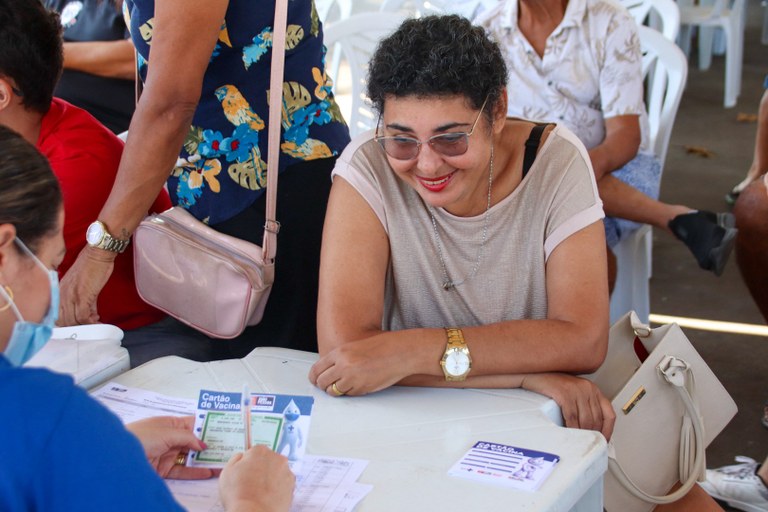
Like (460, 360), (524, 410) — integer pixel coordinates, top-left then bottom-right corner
(242, 383), (251, 451)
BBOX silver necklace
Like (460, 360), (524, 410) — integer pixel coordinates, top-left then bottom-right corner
(428, 144), (494, 291)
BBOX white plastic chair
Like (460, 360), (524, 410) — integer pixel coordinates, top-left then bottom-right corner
(618, 0), (681, 41)
(323, 12), (408, 136)
(314, 0), (352, 24)
(317, 0), (354, 100)
(677, 0), (745, 107)
(379, 0), (445, 15)
(610, 26), (688, 324)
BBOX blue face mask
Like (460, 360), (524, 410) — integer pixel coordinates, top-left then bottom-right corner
(1, 238), (59, 366)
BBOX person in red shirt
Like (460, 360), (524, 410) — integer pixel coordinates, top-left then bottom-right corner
(37, 98), (169, 330)
(0, 4), (166, 330)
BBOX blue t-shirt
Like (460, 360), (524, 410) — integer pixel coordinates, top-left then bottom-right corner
(0, 356), (184, 511)
(124, 0), (351, 224)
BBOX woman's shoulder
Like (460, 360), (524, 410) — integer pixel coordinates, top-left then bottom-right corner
(0, 359), (77, 401)
(0, 361), (84, 452)
(0, 359), (116, 430)
(509, 121), (595, 187)
(504, 119), (589, 162)
(545, 123), (591, 154)
(541, 124), (595, 176)
(335, 130), (391, 180)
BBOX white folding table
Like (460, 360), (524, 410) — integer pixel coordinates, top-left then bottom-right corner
(109, 347), (607, 512)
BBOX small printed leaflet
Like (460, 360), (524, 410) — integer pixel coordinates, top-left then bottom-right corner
(448, 441), (560, 491)
(188, 389), (314, 468)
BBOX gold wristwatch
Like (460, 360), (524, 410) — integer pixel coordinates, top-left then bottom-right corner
(440, 328), (472, 381)
(86, 220), (129, 254)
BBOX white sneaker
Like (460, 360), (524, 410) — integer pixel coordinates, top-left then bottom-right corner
(700, 456), (768, 512)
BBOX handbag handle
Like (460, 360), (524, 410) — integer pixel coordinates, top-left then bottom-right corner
(607, 355), (706, 504)
(262, 0), (288, 263)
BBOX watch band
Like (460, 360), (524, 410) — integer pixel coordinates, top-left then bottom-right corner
(441, 327), (471, 381)
(445, 328), (465, 350)
(99, 235), (130, 253)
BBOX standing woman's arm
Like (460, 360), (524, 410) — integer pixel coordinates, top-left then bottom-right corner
(59, 0), (230, 326)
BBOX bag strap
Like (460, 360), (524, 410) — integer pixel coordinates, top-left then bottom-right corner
(262, 0), (288, 263)
(607, 355), (706, 504)
(133, 2), (287, 263)
(522, 123), (549, 178)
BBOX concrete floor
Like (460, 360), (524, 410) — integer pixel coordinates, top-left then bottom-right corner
(650, 0), (768, 485)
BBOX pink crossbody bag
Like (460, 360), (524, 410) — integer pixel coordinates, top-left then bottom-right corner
(132, 0), (288, 339)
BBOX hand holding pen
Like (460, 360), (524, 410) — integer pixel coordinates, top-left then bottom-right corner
(242, 383), (252, 452)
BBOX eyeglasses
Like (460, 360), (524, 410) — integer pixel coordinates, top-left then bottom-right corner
(374, 96), (489, 161)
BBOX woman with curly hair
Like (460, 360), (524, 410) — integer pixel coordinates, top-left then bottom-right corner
(309, 14), (614, 438)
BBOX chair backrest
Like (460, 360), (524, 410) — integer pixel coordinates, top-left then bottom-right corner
(323, 12), (409, 136)
(314, 0), (352, 24)
(638, 25), (687, 166)
(379, 0), (445, 15)
(688, 0), (742, 18)
(618, 0), (680, 41)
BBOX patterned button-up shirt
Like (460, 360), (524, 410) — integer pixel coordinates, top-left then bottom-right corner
(477, 0), (650, 152)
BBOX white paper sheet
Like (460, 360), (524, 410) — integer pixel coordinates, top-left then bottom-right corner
(448, 441), (560, 492)
(92, 382), (372, 511)
(168, 456), (371, 512)
(92, 381), (197, 421)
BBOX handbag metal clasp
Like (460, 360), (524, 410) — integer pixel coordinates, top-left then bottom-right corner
(630, 311), (652, 338)
(264, 219), (281, 234)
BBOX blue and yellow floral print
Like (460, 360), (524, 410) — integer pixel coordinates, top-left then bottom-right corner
(124, 0), (350, 224)
(243, 27), (273, 70)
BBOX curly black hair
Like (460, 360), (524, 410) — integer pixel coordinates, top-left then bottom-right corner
(366, 15), (507, 121)
(0, 0), (63, 113)
(0, 125), (62, 253)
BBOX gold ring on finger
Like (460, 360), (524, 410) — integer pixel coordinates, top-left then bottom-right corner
(331, 382), (346, 396)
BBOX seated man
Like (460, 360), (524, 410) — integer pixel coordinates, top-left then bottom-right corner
(44, 0), (135, 134)
(477, 0), (737, 280)
(0, 3), (210, 362)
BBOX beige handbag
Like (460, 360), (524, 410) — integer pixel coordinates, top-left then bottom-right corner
(132, 0), (288, 339)
(585, 312), (737, 512)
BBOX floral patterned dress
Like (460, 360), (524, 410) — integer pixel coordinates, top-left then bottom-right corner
(124, 0), (350, 224)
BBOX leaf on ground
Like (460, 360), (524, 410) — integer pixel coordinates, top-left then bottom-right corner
(736, 112), (759, 123)
(684, 145), (715, 158)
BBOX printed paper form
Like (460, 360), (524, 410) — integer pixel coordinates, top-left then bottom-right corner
(167, 456), (371, 512)
(92, 382), (197, 421)
(91, 382), (372, 512)
(448, 441), (560, 492)
(291, 456), (371, 511)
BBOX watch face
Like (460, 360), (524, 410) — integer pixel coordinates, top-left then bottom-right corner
(86, 222), (104, 245)
(445, 350), (470, 376)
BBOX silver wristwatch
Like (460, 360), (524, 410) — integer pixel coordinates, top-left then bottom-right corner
(86, 220), (129, 253)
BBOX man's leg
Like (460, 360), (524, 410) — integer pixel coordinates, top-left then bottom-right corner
(727, 88), (768, 203)
(654, 484), (724, 511)
(733, 177), (768, 321)
(601, 153), (736, 275)
(599, 174), (689, 231)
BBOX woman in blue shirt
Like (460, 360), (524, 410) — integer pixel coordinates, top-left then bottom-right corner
(0, 125), (294, 512)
